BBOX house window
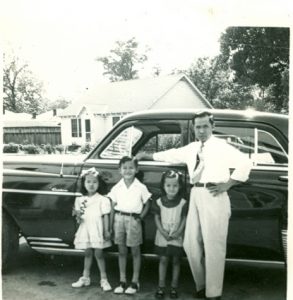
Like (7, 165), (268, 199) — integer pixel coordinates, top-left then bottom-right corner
(71, 118), (82, 137)
(112, 116), (121, 126)
(85, 119), (91, 142)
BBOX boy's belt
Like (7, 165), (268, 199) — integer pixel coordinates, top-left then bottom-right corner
(115, 210), (140, 218)
(193, 182), (216, 188)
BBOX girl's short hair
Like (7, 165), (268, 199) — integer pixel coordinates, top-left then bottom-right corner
(160, 169), (184, 197)
(80, 168), (108, 195)
(119, 156), (138, 168)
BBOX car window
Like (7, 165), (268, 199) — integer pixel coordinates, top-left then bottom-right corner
(215, 126), (287, 165)
(99, 120), (188, 159)
(139, 133), (182, 153)
(101, 126), (142, 159)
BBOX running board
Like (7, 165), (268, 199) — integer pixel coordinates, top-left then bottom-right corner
(30, 246), (286, 266)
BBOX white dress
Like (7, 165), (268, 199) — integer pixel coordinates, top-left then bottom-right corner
(73, 193), (112, 249)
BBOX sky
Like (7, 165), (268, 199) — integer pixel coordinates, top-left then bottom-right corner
(1, 0), (292, 102)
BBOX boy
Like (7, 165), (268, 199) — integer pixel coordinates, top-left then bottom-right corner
(108, 156), (151, 295)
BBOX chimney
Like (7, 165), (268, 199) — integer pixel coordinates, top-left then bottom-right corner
(3, 107), (5, 115)
(53, 109), (57, 116)
(32, 113), (36, 119)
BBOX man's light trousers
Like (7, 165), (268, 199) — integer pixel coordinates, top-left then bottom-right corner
(183, 187), (231, 298)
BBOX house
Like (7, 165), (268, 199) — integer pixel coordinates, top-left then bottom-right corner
(59, 74), (212, 145)
(3, 110), (62, 146)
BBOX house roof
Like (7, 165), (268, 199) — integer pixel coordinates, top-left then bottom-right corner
(59, 74), (211, 117)
(3, 111), (32, 121)
(3, 110), (60, 127)
(4, 120), (60, 127)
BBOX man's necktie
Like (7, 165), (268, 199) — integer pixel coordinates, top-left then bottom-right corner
(191, 142), (204, 183)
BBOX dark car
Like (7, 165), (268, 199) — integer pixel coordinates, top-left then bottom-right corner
(2, 109), (288, 270)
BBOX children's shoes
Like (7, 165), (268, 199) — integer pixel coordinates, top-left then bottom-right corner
(114, 281), (127, 294)
(100, 279), (112, 292)
(72, 276), (90, 288)
(125, 282), (140, 295)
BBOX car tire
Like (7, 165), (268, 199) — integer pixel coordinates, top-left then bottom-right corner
(2, 211), (19, 272)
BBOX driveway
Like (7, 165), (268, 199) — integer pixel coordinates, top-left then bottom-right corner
(2, 240), (287, 300)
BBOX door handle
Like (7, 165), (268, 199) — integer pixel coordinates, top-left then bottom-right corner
(278, 175), (288, 182)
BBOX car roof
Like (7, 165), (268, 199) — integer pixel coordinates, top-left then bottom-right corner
(122, 109), (288, 139)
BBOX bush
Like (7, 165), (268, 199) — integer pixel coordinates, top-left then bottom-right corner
(67, 143), (80, 152)
(22, 144), (41, 154)
(3, 143), (20, 153)
(55, 144), (65, 154)
(44, 144), (55, 154)
(80, 143), (94, 154)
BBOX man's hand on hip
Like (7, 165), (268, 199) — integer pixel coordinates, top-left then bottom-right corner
(207, 179), (238, 196)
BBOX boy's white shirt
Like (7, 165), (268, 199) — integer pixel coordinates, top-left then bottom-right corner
(108, 178), (151, 214)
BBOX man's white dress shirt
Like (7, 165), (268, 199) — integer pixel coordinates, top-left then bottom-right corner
(153, 135), (252, 184)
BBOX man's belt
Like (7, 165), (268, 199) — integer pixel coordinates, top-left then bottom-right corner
(193, 182), (216, 188)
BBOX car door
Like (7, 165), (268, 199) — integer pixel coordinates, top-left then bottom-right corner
(2, 160), (82, 247)
(214, 121), (288, 261)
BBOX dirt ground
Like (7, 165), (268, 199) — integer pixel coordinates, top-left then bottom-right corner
(2, 240), (287, 300)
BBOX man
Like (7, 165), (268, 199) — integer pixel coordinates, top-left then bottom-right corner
(136, 111), (252, 300)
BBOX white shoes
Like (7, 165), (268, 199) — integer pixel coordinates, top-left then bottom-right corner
(100, 279), (112, 292)
(114, 282), (126, 294)
(72, 276), (91, 288)
(125, 282), (140, 295)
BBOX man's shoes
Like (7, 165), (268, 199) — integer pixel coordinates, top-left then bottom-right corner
(125, 282), (140, 294)
(206, 297), (221, 300)
(194, 288), (206, 298)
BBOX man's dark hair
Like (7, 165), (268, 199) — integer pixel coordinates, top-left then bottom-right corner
(119, 156), (138, 168)
(192, 110), (214, 125)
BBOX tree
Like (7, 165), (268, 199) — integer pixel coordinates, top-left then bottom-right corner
(96, 37), (149, 81)
(3, 56), (46, 114)
(47, 97), (71, 110)
(220, 27), (289, 112)
(187, 56), (256, 110)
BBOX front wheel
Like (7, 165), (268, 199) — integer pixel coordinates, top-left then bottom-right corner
(2, 212), (19, 272)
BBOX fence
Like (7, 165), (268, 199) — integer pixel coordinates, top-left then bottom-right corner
(3, 126), (61, 146)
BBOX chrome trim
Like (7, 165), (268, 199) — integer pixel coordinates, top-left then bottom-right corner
(253, 165), (288, 171)
(225, 258), (285, 266)
(282, 229), (287, 260)
(27, 237), (63, 241)
(2, 188), (82, 197)
(29, 242), (70, 247)
(3, 169), (77, 178)
(31, 247), (84, 255)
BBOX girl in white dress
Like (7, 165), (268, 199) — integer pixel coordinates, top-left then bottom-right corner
(153, 170), (187, 299)
(72, 167), (112, 292)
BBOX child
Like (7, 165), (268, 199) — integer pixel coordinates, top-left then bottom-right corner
(153, 170), (187, 299)
(108, 156), (151, 295)
(72, 167), (112, 292)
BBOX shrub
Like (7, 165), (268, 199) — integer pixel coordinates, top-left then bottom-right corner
(67, 143), (80, 152)
(80, 143), (94, 154)
(44, 144), (55, 154)
(3, 143), (20, 153)
(22, 144), (41, 154)
(55, 144), (65, 154)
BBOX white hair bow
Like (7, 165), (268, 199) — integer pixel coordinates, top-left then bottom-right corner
(81, 167), (99, 177)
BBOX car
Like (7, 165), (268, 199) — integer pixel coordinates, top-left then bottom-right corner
(2, 108), (288, 270)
